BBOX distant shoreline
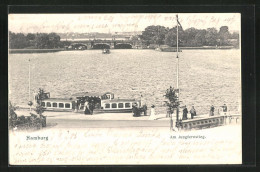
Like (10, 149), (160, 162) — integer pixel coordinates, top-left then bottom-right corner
(9, 46), (238, 54)
(9, 49), (64, 54)
(180, 46), (236, 50)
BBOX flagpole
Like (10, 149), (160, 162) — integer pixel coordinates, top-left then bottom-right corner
(176, 14), (180, 127)
(29, 58), (31, 112)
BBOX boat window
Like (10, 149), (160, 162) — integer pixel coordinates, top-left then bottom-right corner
(53, 103), (57, 107)
(59, 103), (64, 108)
(118, 103), (124, 108)
(112, 103), (117, 108)
(105, 104), (110, 108)
(47, 102), (51, 107)
(125, 103), (131, 108)
(41, 102), (45, 107)
(65, 103), (71, 108)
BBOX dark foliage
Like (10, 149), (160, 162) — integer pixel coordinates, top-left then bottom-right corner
(141, 25), (239, 47)
(9, 32), (61, 49)
(164, 86), (179, 115)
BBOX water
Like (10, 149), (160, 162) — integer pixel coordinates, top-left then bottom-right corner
(8, 49), (241, 114)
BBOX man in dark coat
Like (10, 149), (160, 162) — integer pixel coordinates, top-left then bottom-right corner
(210, 105), (215, 116)
(143, 104), (148, 116)
(182, 105), (188, 120)
(132, 103), (138, 117)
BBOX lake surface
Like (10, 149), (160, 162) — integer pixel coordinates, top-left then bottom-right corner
(8, 49), (241, 115)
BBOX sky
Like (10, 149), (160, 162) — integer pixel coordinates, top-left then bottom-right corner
(9, 13), (240, 34)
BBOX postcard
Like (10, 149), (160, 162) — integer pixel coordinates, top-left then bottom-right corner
(8, 13), (241, 165)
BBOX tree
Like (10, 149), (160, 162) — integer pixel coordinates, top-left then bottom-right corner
(35, 88), (47, 115)
(164, 86), (180, 129)
(182, 27), (199, 47)
(218, 26), (230, 46)
(228, 32), (239, 48)
(26, 33), (36, 41)
(164, 29), (177, 47)
(205, 28), (218, 46)
(140, 25), (168, 45)
(164, 26), (185, 47)
(35, 33), (61, 49)
(48, 32), (61, 48)
(8, 101), (17, 129)
(35, 33), (49, 49)
(229, 32), (239, 39)
(9, 32), (30, 49)
(164, 86), (179, 115)
(194, 29), (206, 47)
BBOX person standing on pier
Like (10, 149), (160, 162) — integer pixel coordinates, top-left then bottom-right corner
(143, 104), (147, 116)
(210, 105), (215, 116)
(149, 105), (156, 120)
(182, 105), (188, 120)
(190, 106), (196, 119)
(222, 104), (227, 115)
(132, 103), (138, 117)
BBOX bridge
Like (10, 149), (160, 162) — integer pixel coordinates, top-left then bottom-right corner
(62, 38), (134, 49)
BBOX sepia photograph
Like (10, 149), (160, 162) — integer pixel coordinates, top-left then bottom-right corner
(8, 13), (242, 165)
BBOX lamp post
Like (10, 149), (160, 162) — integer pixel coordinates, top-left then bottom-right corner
(28, 58), (33, 111)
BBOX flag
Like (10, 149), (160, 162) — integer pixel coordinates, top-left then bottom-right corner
(176, 15), (183, 30)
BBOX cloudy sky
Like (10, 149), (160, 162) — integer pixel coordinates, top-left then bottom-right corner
(9, 13), (240, 33)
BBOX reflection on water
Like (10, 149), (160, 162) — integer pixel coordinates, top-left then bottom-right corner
(8, 49), (241, 114)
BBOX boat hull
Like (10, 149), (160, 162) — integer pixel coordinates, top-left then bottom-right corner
(94, 109), (133, 114)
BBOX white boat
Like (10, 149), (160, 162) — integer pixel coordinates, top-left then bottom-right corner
(33, 91), (141, 114)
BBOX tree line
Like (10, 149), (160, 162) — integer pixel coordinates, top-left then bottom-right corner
(9, 25), (239, 49)
(9, 32), (70, 49)
(136, 25), (239, 47)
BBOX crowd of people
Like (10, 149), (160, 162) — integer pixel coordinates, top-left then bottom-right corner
(132, 103), (147, 117)
(181, 104), (228, 120)
(132, 104), (157, 120)
(181, 105), (196, 120)
(74, 98), (98, 115)
(74, 97), (228, 120)
(131, 103), (228, 121)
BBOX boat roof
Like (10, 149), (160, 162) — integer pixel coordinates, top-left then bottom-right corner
(102, 99), (138, 103)
(42, 98), (74, 103)
(72, 92), (113, 97)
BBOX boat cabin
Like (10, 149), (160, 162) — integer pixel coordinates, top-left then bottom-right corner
(33, 92), (75, 111)
(41, 98), (75, 111)
(97, 98), (141, 113)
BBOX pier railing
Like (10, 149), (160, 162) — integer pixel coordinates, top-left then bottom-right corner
(179, 114), (241, 130)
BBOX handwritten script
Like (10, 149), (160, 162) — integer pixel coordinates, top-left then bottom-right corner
(9, 126), (241, 165)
